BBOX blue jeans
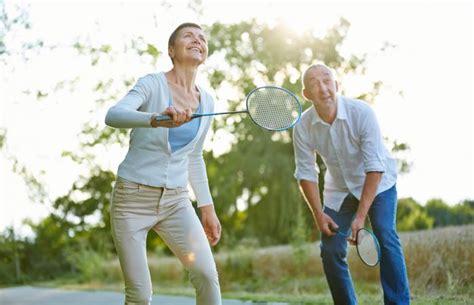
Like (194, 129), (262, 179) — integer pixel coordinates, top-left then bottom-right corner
(320, 185), (410, 305)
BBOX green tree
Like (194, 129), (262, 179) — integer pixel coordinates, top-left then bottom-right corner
(203, 19), (404, 246)
(425, 198), (453, 227)
(426, 199), (474, 227)
(3, 15), (411, 275)
(397, 198), (434, 231)
(50, 168), (116, 253)
(1, 2), (42, 62)
(451, 200), (474, 225)
(0, 227), (25, 284)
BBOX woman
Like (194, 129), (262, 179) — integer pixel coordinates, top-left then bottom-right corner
(105, 23), (221, 305)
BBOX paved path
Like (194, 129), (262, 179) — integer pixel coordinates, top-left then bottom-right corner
(0, 286), (291, 305)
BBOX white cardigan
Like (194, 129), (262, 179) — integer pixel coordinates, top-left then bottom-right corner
(105, 72), (214, 207)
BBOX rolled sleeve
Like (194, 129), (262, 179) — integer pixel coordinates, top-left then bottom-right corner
(293, 124), (319, 182)
(364, 159), (385, 173)
(360, 107), (386, 173)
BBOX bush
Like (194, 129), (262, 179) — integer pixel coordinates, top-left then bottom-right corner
(397, 198), (434, 231)
(65, 249), (105, 282)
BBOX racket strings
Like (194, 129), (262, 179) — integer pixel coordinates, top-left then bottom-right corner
(356, 229), (380, 266)
(247, 87), (301, 130)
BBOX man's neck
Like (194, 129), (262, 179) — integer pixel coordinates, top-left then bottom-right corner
(314, 103), (337, 125)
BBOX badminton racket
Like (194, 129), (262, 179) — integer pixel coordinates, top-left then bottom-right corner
(332, 228), (381, 267)
(154, 86), (302, 131)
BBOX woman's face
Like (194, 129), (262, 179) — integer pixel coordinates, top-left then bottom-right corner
(169, 27), (208, 65)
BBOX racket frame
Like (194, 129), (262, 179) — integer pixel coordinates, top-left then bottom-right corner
(153, 85), (302, 131)
(355, 228), (381, 267)
(331, 227), (381, 267)
(245, 85), (302, 131)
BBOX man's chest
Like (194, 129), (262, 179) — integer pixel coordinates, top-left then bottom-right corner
(309, 122), (361, 160)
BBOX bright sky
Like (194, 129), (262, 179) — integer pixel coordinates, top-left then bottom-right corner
(1, 0), (473, 235)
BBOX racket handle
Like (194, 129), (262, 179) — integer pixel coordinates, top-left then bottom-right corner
(330, 228), (355, 240)
(154, 110), (248, 122)
(330, 226), (343, 235)
(154, 114), (199, 122)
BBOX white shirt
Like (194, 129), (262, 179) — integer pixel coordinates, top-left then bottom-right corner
(105, 72), (214, 207)
(293, 96), (397, 212)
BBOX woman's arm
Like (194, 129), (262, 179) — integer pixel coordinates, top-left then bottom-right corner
(105, 76), (154, 128)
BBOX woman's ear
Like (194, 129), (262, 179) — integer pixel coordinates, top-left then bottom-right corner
(168, 46), (175, 60)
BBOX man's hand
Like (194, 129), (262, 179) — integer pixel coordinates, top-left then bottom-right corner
(315, 212), (339, 236)
(200, 205), (221, 246)
(349, 215), (366, 245)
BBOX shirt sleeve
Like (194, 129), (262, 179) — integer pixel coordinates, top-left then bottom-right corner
(293, 123), (319, 182)
(188, 94), (214, 207)
(104, 75), (155, 128)
(359, 106), (386, 173)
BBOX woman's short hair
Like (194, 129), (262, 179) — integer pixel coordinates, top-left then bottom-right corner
(168, 22), (202, 49)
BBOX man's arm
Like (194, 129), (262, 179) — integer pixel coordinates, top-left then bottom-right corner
(293, 123), (338, 236)
(350, 171), (382, 242)
(299, 179), (339, 236)
(352, 104), (386, 242)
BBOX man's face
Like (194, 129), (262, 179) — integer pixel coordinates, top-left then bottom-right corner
(169, 27), (208, 65)
(303, 66), (338, 109)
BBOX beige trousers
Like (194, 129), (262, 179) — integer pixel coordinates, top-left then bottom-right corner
(110, 177), (221, 305)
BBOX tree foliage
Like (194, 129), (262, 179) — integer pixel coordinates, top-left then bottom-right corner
(0, 2), (43, 64)
(42, 18), (376, 250)
(203, 20), (357, 246)
(426, 199), (474, 227)
(396, 198), (434, 231)
(8, 6), (468, 285)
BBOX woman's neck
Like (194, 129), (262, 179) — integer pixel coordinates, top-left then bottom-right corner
(165, 66), (198, 93)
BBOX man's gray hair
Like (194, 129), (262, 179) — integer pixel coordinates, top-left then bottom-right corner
(301, 63), (337, 89)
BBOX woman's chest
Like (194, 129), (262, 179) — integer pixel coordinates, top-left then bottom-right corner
(169, 86), (200, 112)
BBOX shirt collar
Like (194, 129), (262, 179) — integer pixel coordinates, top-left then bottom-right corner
(311, 96), (346, 125)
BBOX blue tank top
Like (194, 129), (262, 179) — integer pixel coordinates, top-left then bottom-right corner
(168, 103), (202, 153)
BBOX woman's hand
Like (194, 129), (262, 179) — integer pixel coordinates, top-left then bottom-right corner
(151, 106), (192, 128)
(199, 205), (221, 246)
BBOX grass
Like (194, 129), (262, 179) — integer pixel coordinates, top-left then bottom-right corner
(33, 225), (474, 304)
(36, 280), (472, 305)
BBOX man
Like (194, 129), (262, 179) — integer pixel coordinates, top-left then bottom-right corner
(293, 63), (410, 305)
